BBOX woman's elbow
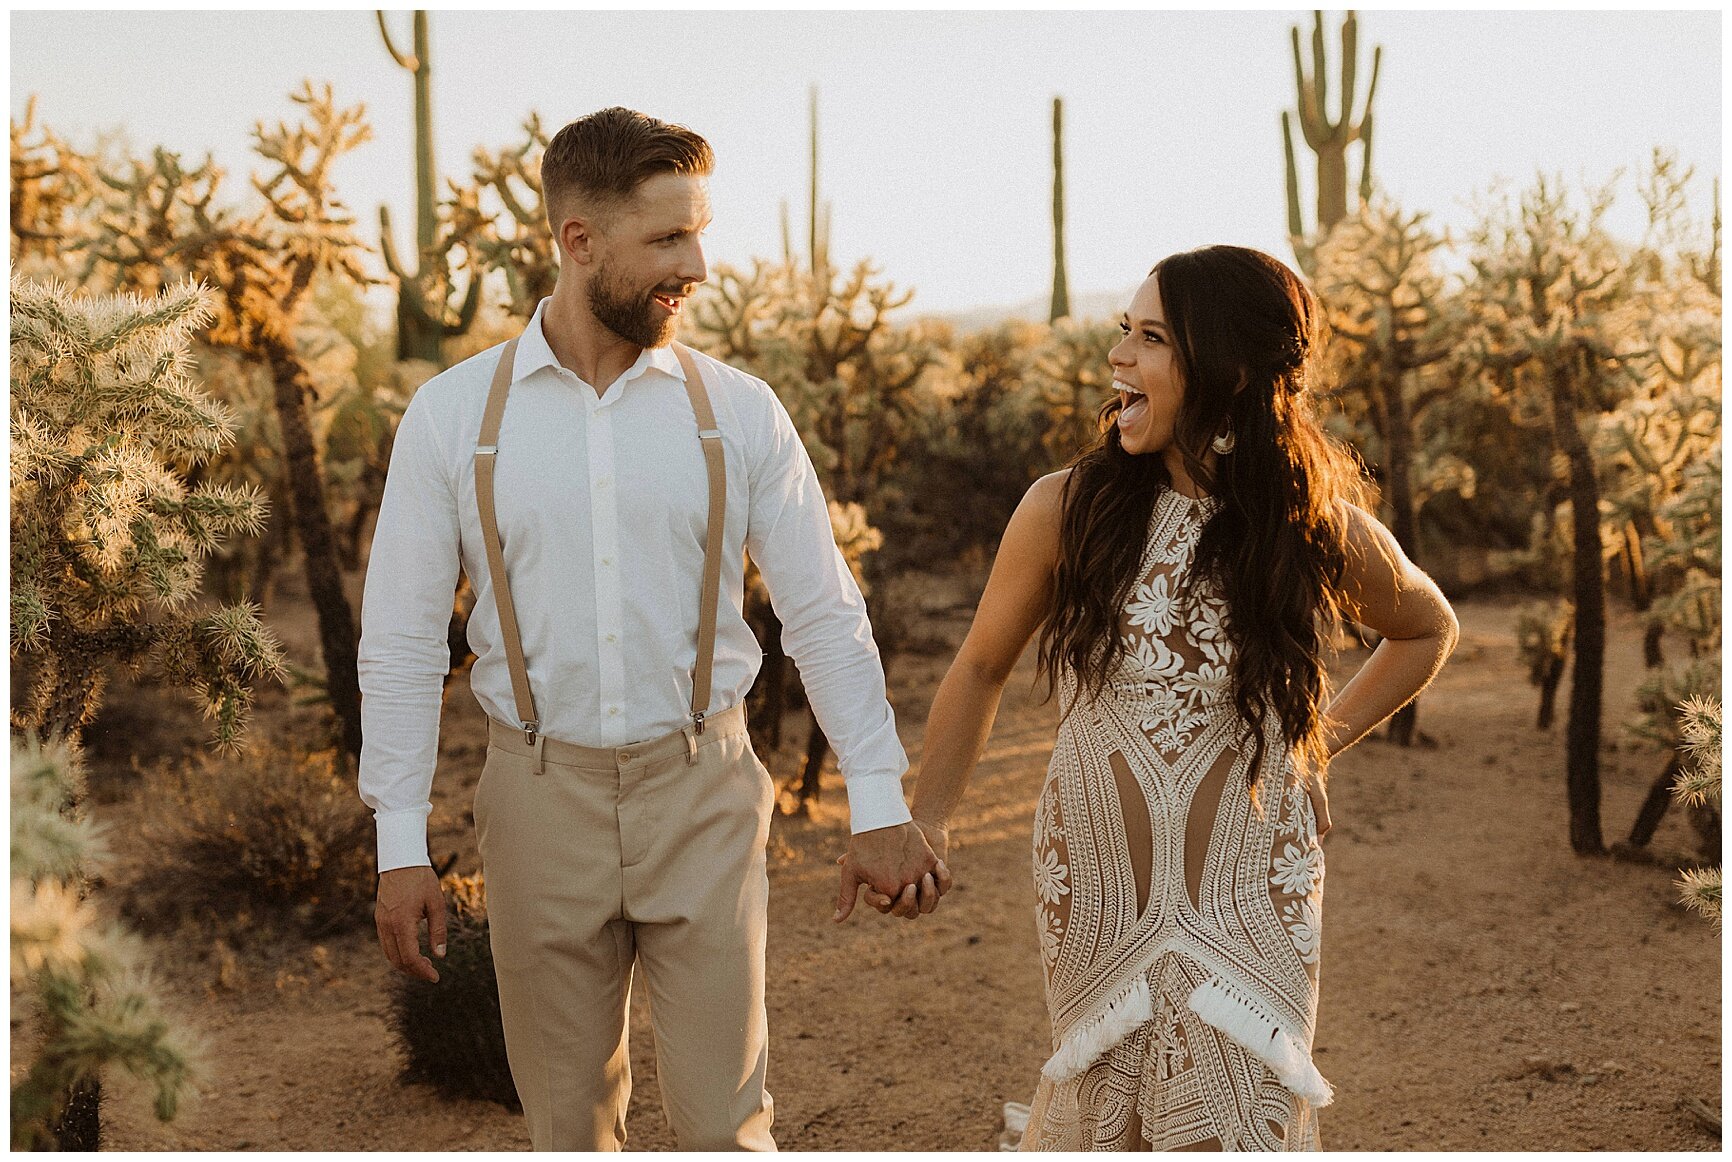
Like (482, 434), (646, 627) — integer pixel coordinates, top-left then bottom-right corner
(1437, 600), (1461, 660)
(951, 650), (1016, 693)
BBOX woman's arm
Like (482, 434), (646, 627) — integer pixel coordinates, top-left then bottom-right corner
(1321, 501), (1461, 760)
(907, 470), (1067, 845)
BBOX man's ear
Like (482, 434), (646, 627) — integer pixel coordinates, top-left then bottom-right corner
(557, 212), (600, 268)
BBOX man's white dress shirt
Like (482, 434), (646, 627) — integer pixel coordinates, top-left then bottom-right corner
(358, 300), (912, 871)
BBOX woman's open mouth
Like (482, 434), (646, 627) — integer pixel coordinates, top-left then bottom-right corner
(1116, 380), (1148, 426)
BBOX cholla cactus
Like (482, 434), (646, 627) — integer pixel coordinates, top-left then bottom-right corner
(10, 276), (285, 748)
(472, 113), (555, 320)
(11, 737), (195, 1149)
(688, 258), (937, 510)
(1031, 316), (1119, 465)
(1459, 174), (1649, 855)
(66, 83), (375, 760)
(1672, 696), (1722, 927)
(828, 500), (884, 594)
(10, 95), (93, 274)
(1515, 600), (1574, 730)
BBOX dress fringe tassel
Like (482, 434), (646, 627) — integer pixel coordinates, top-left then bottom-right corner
(1040, 975), (1154, 1082)
(1186, 974), (1334, 1108)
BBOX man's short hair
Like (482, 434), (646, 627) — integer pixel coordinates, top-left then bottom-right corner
(540, 107), (713, 233)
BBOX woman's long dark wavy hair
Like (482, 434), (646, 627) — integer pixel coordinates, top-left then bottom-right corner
(1035, 245), (1369, 785)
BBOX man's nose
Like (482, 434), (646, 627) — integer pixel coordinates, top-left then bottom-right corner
(679, 239), (708, 288)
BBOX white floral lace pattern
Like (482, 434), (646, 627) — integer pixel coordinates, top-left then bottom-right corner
(1017, 487), (1330, 1152)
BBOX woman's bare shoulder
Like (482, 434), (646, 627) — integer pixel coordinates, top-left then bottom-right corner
(1022, 468), (1073, 518)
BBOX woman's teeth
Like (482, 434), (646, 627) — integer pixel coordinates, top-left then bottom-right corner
(1117, 382), (1149, 426)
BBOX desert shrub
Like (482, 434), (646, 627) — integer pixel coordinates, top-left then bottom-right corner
(129, 744), (374, 936)
(1515, 600), (1574, 730)
(387, 873), (519, 1108)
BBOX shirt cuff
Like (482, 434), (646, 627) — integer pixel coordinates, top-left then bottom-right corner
(375, 805), (434, 872)
(843, 771), (914, 834)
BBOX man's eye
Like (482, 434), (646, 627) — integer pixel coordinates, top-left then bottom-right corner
(1118, 322), (1131, 335)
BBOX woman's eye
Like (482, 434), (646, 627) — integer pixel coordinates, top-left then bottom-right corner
(1144, 332), (1163, 343)
(1117, 322), (1131, 335)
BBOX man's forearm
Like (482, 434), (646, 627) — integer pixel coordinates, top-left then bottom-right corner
(774, 570), (913, 833)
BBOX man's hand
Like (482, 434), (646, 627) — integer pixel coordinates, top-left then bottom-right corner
(376, 865), (448, 982)
(833, 818), (952, 923)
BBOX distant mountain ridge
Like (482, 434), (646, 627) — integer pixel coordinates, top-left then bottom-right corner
(916, 285), (1139, 333)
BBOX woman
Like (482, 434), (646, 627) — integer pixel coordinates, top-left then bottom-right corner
(878, 247), (1458, 1150)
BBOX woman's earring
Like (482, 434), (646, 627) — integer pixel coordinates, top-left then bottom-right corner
(1211, 428), (1237, 455)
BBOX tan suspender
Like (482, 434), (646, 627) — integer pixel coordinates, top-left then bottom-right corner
(672, 343), (727, 735)
(473, 339), (727, 769)
(475, 339), (537, 747)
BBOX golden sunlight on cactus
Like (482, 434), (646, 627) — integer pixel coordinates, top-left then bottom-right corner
(10, 276), (286, 748)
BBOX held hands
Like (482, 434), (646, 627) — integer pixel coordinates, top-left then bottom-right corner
(375, 865), (448, 982)
(833, 818), (953, 923)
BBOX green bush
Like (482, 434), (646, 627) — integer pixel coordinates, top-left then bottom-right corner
(387, 873), (519, 1109)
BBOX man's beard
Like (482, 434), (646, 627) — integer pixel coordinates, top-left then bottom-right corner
(588, 261), (677, 348)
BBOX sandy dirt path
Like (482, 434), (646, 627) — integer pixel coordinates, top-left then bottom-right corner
(89, 596), (1719, 1151)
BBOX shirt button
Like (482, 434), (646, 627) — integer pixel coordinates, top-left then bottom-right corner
(605, 633), (618, 643)
(600, 557), (613, 567)
(596, 475), (612, 489)
(607, 706), (620, 716)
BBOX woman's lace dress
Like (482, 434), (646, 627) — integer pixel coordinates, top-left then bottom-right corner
(1016, 486), (1332, 1151)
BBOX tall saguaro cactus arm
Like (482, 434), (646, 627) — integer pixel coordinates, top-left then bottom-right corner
(1283, 112), (1304, 242)
(379, 202), (482, 338)
(377, 10), (434, 252)
(806, 84), (830, 278)
(1049, 96), (1070, 323)
(1285, 9), (1382, 243)
(376, 9), (480, 365)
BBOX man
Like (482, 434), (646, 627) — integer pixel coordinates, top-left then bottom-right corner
(359, 107), (946, 1151)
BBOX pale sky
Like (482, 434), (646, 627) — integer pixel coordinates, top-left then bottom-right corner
(10, 7), (1722, 317)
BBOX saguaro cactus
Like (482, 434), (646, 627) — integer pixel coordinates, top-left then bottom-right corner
(1049, 96), (1071, 324)
(1282, 10), (1381, 251)
(378, 9), (481, 365)
(806, 85), (832, 279)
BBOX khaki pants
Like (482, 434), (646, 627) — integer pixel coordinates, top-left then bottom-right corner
(474, 704), (777, 1151)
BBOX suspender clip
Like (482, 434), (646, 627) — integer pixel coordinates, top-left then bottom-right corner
(522, 719), (539, 746)
(475, 445), (498, 457)
(691, 710), (706, 735)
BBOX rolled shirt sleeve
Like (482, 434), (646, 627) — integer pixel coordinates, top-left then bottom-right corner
(357, 386), (463, 872)
(742, 384), (913, 834)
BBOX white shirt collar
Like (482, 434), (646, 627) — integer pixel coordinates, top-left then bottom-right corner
(512, 297), (685, 389)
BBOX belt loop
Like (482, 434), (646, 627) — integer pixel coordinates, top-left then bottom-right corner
(531, 730), (545, 776)
(683, 723), (699, 766)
